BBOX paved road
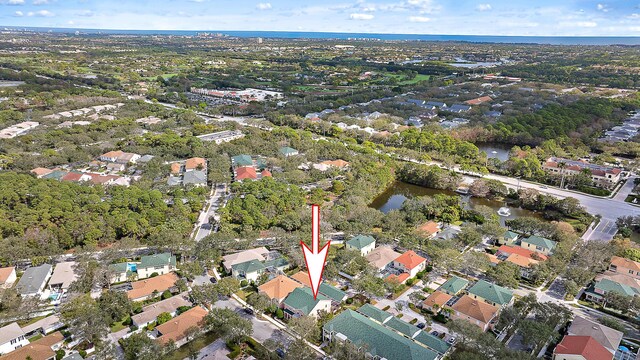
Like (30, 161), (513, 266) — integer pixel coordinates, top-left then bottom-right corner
(194, 183), (228, 241)
(190, 338), (230, 360)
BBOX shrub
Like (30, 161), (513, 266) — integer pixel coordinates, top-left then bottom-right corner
(240, 280), (248, 287)
(122, 316), (132, 326)
(275, 308), (284, 319)
(157, 312), (172, 325)
(176, 305), (191, 315)
(150, 272), (159, 278)
(161, 290), (172, 300)
(78, 350), (87, 358)
(346, 298), (354, 305)
(382, 305), (391, 311)
(55, 349), (66, 360)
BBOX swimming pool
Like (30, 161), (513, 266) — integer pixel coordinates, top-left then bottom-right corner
(127, 263), (137, 272)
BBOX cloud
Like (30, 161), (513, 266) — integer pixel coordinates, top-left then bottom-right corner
(596, 3), (608, 12)
(628, 13), (640, 19)
(32, 0), (49, 4)
(409, 16), (430, 22)
(27, 9), (54, 17)
(6, 0), (25, 5)
(256, 2), (271, 10)
(349, 13), (374, 20)
(476, 3), (492, 12)
(405, 0), (441, 13)
(13, 10), (22, 16)
(77, 10), (94, 17)
(574, 21), (598, 27)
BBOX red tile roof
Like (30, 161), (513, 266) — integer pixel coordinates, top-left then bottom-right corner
(554, 336), (613, 360)
(261, 169), (272, 177)
(61, 172), (84, 182)
(185, 157), (206, 171)
(386, 273), (410, 284)
(236, 166), (257, 180)
(497, 245), (548, 261)
(394, 250), (426, 270)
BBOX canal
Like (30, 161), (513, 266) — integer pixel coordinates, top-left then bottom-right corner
(370, 181), (541, 226)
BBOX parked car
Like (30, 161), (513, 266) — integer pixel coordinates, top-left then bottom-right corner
(417, 323), (426, 329)
(430, 331), (439, 336)
(447, 337), (456, 345)
(276, 349), (285, 358)
(244, 308), (254, 315)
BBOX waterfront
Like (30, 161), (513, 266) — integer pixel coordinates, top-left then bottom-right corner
(370, 181), (540, 226)
(476, 142), (512, 162)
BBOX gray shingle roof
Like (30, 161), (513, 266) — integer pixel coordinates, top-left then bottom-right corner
(16, 264), (52, 295)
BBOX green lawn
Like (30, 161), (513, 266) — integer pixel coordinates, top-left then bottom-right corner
(28, 334), (43, 343)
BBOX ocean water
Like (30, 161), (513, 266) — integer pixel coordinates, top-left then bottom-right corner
(5, 26), (640, 45)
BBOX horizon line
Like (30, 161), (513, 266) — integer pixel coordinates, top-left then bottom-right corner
(3, 25), (640, 39)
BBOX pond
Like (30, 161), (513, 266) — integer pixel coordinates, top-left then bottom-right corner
(476, 142), (512, 162)
(370, 181), (541, 226)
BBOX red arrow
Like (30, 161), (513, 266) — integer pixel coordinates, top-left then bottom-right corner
(301, 204), (330, 300)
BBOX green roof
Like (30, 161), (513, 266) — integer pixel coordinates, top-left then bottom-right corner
(346, 235), (376, 250)
(504, 231), (519, 240)
(324, 310), (439, 360)
(357, 304), (393, 324)
(279, 147), (298, 155)
(42, 170), (67, 180)
(139, 253), (176, 269)
(413, 331), (451, 355)
(595, 278), (640, 297)
(385, 316), (420, 338)
(439, 276), (469, 295)
(231, 155), (253, 167)
(255, 158), (268, 171)
(283, 287), (329, 315)
(523, 235), (556, 252)
(109, 262), (128, 273)
(468, 280), (513, 306)
(232, 259), (266, 274)
(319, 283), (346, 302)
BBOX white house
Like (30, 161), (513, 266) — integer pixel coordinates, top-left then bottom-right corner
(345, 235), (376, 256)
(0, 323), (28, 355)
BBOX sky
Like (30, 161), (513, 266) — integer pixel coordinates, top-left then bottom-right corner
(1, 0), (640, 36)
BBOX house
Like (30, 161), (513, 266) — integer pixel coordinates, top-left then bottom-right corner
(386, 272), (411, 284)
(0, 267), (17, 289)
(0, 332), (64, 360)
(99, 150), (140, 164)
(553, 336), (613, 360)
(258, 275), (303, 304)
(15, 264), (53, 297)
(136, 253), (177, 279)
(48, 262), (77, 292)
(365, 246), (401, 272)
(422, 290), (453, 313)
(235, 166), (258, 181)
(231, 259), (266, 283)
(290, 271), (347, 304)
(20, 315), (64, 337)
(279, 147), (299, 157)
(467, 279), (513, 307)
(521, 235), (556, 255)
(448, 295), (499, 332)
(439, 275), (469, 295)
(426, 101), (447, 109)
(319, 160), (350, 169)
(106, 163), (125, 173)
(185, 158), (206, 172)
(448, 104), (472, 113)
(585, 275), (640, 303)
(345, 235), (376, 256)
(231, 155), (254, 167)
(500, 230), (520, 245)
(609, 256), (640, 279)
(417, 221), (440, 238)
(495, 245), (548, 279)
(127, 273), (178, 301)
(435, 226), (461, 241)
(222, 247), (269, 272)
(393, 250), (427, 278)
(109, 262), (133, 284)
(131, 294), (192, 328)
(155, 306), (208, 347)
(182, 171), (207, 186)
(0, 323), (28, 355)
(567, 316), (623, 355)
(542, 157), (622, 189)
(464, 96), (492, 106)
(323, 310), (440, 360)
(30, 168), (53, 178)
(282, 287), (332, 319)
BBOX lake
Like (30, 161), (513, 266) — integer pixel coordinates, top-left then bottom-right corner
(370, 181), (540, 226)
(476, 143), (512, 162)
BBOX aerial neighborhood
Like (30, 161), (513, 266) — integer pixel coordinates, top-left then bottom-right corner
(0, 26), (640, 360)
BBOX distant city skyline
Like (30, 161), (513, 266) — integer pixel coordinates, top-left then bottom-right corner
(1, 0), (640, 37)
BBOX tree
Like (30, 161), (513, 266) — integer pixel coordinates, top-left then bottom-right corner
(98, 290), (133, 325)
(190, 283), (218, 305)
(246, 293), (271, 314)
(285, 338), (316, 360)
(214, 277), (240, 297)
(352, 274), (387, 297)
(328, 339), (366, 360)
(60, 295), (109, 346)
(457, 225), (483, 247)
(487, 261), (520, 288)
(518, 319), (556, 353)
(205, 308), (252, 344)
(121, 332), (162, 360)
(157, 312), (172, 325)
(288, 315), (319, 341)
